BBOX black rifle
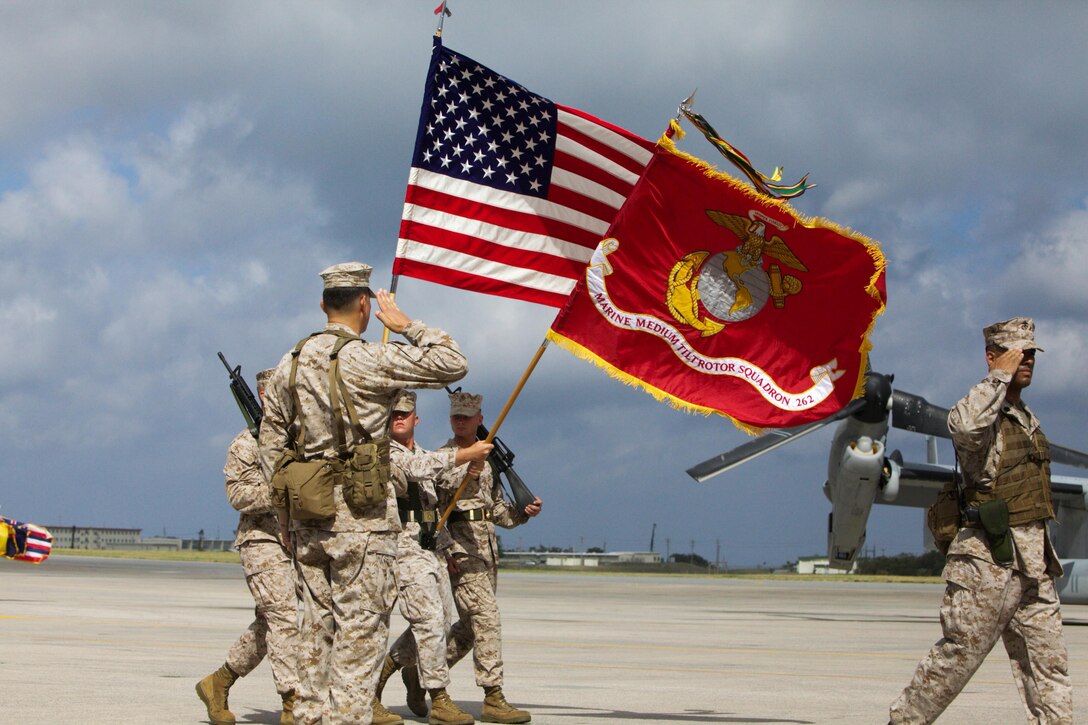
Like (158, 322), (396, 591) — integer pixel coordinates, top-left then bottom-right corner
(444, 386), (537, 514)
(477, 422), (537, 513)
(218, 352), (262, 439)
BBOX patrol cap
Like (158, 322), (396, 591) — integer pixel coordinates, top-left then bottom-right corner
(391, 390), (417, 414)
(255, 368), (275, 394)
(449, 391), (483, 416)
(319, 262), (376, 297)
(983, 316), (1044, 352)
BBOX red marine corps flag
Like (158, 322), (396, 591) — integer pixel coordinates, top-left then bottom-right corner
(547, 131), (887, 431)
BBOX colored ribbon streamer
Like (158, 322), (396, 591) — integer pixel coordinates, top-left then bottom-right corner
(681, 107), (814, 200)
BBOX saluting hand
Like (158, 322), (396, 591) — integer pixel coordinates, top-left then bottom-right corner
(375, 289), (411, 334)
(989, 347), (1024, 376)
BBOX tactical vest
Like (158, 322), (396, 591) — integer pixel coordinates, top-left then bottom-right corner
(964, 413), (1054, 526)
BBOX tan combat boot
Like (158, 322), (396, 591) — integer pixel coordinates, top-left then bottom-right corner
(195, 663), (239, 725)
(375, 654), (400, 700)
(280, 689), (295, 725)
(371, 698), (405, 725)
(402, 664), (428, 716)
(428, 688), (474, 725)
(481, 686), (530, 724)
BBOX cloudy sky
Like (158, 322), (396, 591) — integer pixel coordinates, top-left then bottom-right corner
(2, 1), (1086, 567)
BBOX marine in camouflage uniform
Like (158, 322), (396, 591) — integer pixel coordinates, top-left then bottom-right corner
(197, 368), (299, 725)
(890, 317), (1072, 725)
(435, 392), (543, 725)
(259, 263), (468, 725)
(372, 390), (490, 725)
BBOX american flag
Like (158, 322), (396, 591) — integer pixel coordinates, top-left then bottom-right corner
(395, 38), (655, 307)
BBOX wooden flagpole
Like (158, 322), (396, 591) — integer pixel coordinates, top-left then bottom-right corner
(436, 338), (549, 531)
(380, 274), (400, 345)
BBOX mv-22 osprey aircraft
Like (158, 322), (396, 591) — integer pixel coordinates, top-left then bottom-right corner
(687, 372), (1088, 603)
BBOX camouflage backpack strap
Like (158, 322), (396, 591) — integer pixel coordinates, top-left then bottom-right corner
(327, 330), (371, 458)
(286, 332), (325, 457)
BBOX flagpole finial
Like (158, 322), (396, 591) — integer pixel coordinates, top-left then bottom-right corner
(665, 89), (697, 138)
(434, 1), (452, 37)
(677, 89), (697, 120)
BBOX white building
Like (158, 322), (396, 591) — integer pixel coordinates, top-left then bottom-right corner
(47, 525), (142, 549)
(46, 527), (235, 552)
(795, 556), (858, 574)
(502, 551), (662, 567)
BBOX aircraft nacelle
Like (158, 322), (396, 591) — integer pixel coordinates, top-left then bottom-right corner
(824, 435), (887, 569)
(1052, 483), (1088, 559)
(1057, 560), (1088, 605)
(881, 457), (901, 502)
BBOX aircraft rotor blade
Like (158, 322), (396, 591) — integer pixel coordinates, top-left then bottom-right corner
(891, 390), (951, 439)
(1052, 443), (1088, 470)
(892, 388), (1087, 468)
(687, 398), (866, 483)
(896, 461), (956, 484)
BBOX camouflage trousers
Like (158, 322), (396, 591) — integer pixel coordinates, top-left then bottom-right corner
(225, 540), (300, 695)
(446, 554), (504, 688)
(293, 528), (398, 725)
(387, 534), (457, 689)
(890, 554), (1072, 724)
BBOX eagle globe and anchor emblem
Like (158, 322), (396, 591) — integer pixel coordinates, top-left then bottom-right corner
(666, 209), (808, 336)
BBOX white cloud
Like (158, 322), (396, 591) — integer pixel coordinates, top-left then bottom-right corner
(823, 179), (889, 220)
(0, 296), (58, 382)
(1034, 320), (1088, 398)
(0, 93), (339, 459)
(0, 136), (137, 249)
(1012, 199), (1088, 311)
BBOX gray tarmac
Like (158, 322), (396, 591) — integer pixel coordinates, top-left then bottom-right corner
(3, 555), (1088, 724)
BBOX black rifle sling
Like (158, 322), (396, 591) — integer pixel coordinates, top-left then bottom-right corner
(489, 458), (507, 500)
(406, 478), (423, 513)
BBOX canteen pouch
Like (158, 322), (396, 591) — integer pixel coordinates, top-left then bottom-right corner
(271, 455), (337, 520)
(979, 498), (1013, 566)
(927, 482), (961, 555)
(269, 452), (293, 512)
(341, 438), (390, 511)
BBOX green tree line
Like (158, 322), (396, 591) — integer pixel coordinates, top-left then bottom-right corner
(855, 551), (945, 576)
